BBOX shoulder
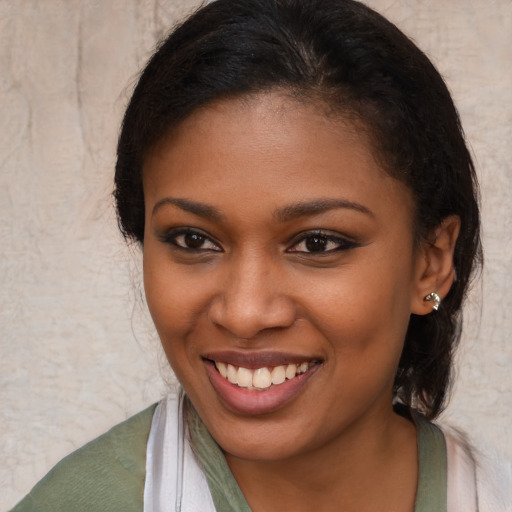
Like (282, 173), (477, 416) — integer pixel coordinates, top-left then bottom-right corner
(10, 403), (157, 512)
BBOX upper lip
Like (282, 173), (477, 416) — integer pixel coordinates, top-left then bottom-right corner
(202, 350), (322, 369)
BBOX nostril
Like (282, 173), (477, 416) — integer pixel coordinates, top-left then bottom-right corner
(208, 293), (296, 340)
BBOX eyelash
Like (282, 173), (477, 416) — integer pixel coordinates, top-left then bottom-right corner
(158, 228), (222, 252)
(159, 228), (358, 255)
(287, 230), (359, 255)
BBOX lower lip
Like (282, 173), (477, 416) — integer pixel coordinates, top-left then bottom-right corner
(204, 360), (320, 415)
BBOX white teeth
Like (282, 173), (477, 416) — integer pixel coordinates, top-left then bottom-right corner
(253, 368), (272, 389)
(214, 360), (313, 390)
(227, 364), (238, 384)
(271, 365), (286, 385)
(298, 362), (309, 374)
(217, 361), (228, 378)
(237, 366), (253, 387)
(285, 363), (297, 380)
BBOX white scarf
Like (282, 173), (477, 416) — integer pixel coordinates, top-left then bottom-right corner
(144, 391), (216, 512)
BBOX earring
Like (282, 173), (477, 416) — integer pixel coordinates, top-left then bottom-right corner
(424, 292), (441, 311)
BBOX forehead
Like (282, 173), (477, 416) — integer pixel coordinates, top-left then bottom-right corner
(146, 91), (375, 165)
(143, 92), (414, 225)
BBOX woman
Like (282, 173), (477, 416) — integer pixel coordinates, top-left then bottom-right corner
(10, 0), (511, 510)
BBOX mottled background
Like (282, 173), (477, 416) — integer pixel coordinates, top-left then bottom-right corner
(1, 0), (511, 508)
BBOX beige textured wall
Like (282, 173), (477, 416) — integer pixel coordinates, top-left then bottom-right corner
(1, 1), (511, 508)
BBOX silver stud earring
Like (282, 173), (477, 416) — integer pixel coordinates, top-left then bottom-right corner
(424, 292), (441, 311)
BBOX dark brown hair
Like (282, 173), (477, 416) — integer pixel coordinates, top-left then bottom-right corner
(115, 0), (482, 419)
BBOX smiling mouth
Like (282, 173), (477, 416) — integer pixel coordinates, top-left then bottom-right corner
(214, 361), (316, 391)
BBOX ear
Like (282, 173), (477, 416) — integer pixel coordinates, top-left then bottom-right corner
(411, 215), (461, 315)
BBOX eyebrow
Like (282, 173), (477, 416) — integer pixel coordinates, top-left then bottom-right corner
(152, 197), (224, 221)
(275, 198), (373, 222)
(152, 197), (373, 223)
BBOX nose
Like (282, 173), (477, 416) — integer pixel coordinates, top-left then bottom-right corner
(208, 252), (296, 340)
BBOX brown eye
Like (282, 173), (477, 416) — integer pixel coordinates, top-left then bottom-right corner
(184, 232), (206, 249)
(288, 231), (358, 254)
(159, 228), (222, 252)
(305, 235), (329, 252)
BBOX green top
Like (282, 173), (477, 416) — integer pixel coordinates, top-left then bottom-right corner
(11, 402), (447, 512)
(187, 403), (252, 512)
(413, 410), (447, 511)
(10, 404), (157, 512)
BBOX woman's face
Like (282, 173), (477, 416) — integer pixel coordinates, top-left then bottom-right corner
(143, 93), (424, 461)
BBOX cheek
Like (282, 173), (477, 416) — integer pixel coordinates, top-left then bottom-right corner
(301, 254), (413, 361)
(311, 283), (410, 421)
(311, 265), (411, 320)
(143, 265), (200, 388)
(142, 242), (224, 388)
(143, 244), (196, 346)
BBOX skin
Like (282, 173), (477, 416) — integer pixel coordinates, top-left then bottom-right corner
(142, 92), (459, 512)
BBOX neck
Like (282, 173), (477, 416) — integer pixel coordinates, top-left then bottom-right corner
(225, 408), (418, 512)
